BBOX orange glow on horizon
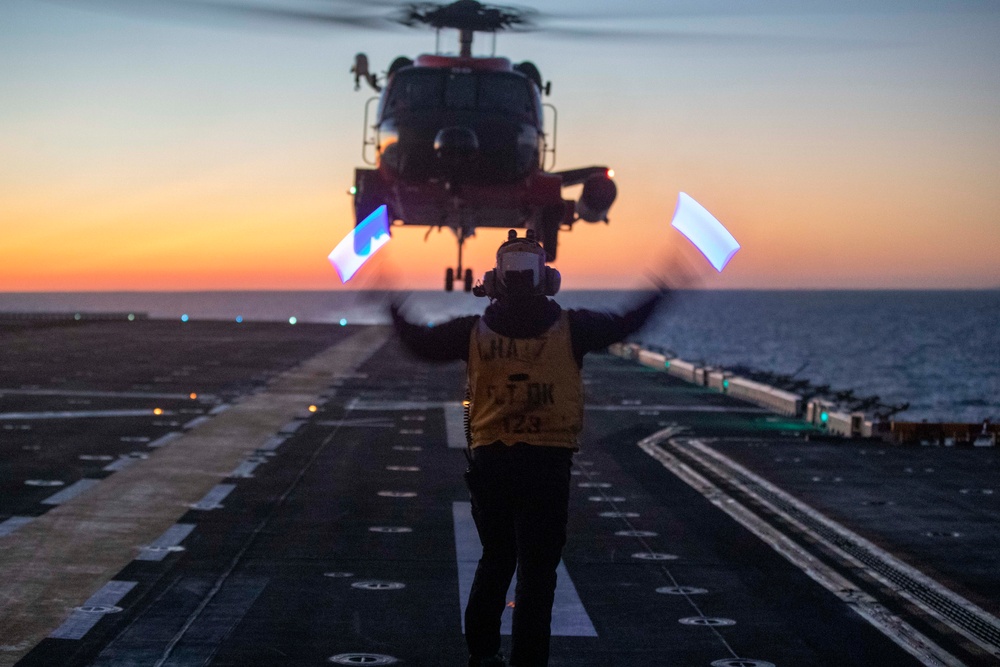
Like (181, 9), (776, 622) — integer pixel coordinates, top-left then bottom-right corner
(2, 6), (999, 293)
(3, 149), (999, 291)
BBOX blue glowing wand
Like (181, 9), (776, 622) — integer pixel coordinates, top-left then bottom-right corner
(328, 205), (391, 283)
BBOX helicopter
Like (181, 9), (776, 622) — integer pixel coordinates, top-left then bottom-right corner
(48, 0), (731, 291)
(349, 0), (618, 292)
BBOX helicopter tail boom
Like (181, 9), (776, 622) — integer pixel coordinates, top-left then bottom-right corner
(552, 166), (611, 187)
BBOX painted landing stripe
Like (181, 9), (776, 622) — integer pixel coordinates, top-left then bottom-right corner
(452, 502), (597, 637)
(49, 580), (137, 640)
(191, 484), (236, 510)
(0, 388), (214, 401)
(136, 523), (195, 562)
(42, 479), (100, 505)
(0, 410), (170, 420)
(183, 415), (211, 429)
(103, 456), (143, 473)
(229, 459), (262, 479)
(0, 516), (34, 537)
(279, 420), (304, 435)
(444, 403), (468, 449)
(148, 431), (183, 449)
(258, 434), (288, 451)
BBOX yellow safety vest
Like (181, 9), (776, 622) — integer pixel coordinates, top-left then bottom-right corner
(467, 311), (583, 449)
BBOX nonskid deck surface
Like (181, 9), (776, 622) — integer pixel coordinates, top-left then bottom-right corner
(1, 322), (997, 666)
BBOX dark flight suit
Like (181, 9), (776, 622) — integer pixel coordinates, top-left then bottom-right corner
(391, 292), (663, 666)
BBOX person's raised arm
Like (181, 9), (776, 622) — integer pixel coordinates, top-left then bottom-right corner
(390, 302), (478, 363)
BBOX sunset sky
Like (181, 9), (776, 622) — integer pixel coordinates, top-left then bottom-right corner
(2, 0), (998, 291)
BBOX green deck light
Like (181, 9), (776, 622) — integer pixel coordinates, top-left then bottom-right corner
(349, 186), (357, 195)
(289, 316), (297, 325)
(339, 318), (348, 326)
(820, 411), (829, 423)
(181, 314), (189, 322)
(722, 379), (729, 389)
(664, 361), (670, 368)
(127, 313), (135, 321)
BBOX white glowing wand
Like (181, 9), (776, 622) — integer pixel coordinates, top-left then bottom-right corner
(328, 205), (391, 283)
(670, 193), (740, 272)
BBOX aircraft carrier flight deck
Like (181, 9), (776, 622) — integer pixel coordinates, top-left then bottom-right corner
(1, 318), (998, 666)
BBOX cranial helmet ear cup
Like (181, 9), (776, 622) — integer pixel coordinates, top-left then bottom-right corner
(543, 266), (561, 296)
(481, 270), (497, 298)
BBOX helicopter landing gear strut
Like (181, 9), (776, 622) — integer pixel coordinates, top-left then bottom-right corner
(445, 229), (473, 292)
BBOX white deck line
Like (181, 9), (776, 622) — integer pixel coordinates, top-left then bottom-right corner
(183, 415), (211, 430)
(0, 389), (214, 401)
(191, 484), (236, 511)
(686, 437), (1000, 660)
(0, 327), (392, 666)
(135, 524), (196, 562)
(147, 431), (184, 449)
(0, 516), (34, 537)
(42, 479), (100, 505)
(452, 502), (597, 637)
(0, 410), (168, 420)
(49, 581), (137, 640)
(638, 428), (965, 667)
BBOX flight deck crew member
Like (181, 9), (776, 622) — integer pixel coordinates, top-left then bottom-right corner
(391, 230), (666, 667)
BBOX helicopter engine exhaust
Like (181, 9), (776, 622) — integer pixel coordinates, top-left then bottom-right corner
(576, 173), (617, 223)
(434, 126), (479, 177)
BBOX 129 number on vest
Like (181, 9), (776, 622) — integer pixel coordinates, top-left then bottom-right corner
(501, 414), (542, 435)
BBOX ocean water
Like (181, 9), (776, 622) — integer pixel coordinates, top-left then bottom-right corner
(1, 290), (997, 423)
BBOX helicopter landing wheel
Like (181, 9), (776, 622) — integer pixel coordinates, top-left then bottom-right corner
(445, 267), (455, 292)
(463, 268), (473, 292)
(540, 204), (562, 262)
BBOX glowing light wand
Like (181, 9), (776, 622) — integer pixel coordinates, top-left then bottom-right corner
(328, 205), (391, 283)
(670, 193), (740, 272)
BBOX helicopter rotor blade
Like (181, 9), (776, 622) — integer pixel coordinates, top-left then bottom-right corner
(505, 23), (873, 53)
(40, 0), (881, 51)
(43, 0), (402, 32)
(164, 1), (394, 30)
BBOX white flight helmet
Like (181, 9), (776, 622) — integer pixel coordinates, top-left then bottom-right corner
(475, 229), (560, 299)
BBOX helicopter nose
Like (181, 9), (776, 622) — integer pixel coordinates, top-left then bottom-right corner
(434, 126), (480, 165)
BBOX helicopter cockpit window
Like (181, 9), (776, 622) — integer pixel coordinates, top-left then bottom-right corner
(382, 70), (537, 123)
(384, 70), (445, 114)
(476, 75), (535, 120)
(444, 73), (477, 110)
